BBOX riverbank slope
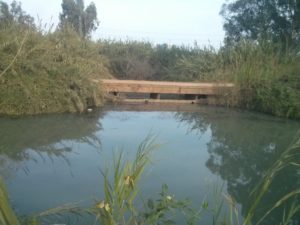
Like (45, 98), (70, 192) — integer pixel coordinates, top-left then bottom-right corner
(0, 25), (112, 116)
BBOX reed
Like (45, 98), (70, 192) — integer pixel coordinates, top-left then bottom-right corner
(221, 41), (300, 119)
(0, 177), (20, 225)
(91, 135), (200, 225)
(244, 132), (300, 225)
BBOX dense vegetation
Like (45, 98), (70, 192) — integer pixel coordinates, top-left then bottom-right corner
(221, 0), (300, 47)
(0, 0), (299, 118)
(99, 40), (300, 119)
(0, 1), (111, 115)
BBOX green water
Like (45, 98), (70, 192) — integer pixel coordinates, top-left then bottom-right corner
(0, 105), (299, 224)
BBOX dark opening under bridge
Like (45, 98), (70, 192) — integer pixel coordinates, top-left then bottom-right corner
(97, 79), (234, 104)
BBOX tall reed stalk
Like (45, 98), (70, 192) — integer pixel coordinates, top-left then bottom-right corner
(0, 177), (20, 225)
(244, 132), (300, 225)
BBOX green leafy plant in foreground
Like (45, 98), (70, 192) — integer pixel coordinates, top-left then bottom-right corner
(90, 136), (200, 225)
(0, 177), (20, 225)
(244, 132), (300, 225)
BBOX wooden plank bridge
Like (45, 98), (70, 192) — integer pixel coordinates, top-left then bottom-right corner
(98, 79), (234, 104)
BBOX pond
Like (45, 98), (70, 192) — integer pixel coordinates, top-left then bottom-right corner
(0, 104), (299, 225)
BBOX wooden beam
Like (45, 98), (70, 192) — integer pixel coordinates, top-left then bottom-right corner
(122, 99), (208, 104)
(100, 79), (234, 96)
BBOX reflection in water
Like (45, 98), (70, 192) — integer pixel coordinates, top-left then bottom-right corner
(175, 108), (300, 224)
(0, 105), (299, 224)
(0, 110), (104, 177)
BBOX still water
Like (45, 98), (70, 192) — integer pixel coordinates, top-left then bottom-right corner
(0, 104), (299, 224)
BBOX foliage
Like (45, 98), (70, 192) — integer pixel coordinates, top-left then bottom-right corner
(99, 38), (300, 119)
(220, 0), (300, 47)
(94, 136), (158, 225)
(98, 40), (155, 80)
(244, 132), (300, 225)
(0, 0), (35, 28)
(98, 40), (226, 82)
(0, 24), (111, 115)
(91, 135), (200, 225)
(59, 0), (98, 38)
(165, 45), (226, 82)
(0, 1), (111, 115)
(0, 0), (299, 121)
(149, 44), (200, 81)
(220, 40), (300, 118)
(0, 177), (20, 225)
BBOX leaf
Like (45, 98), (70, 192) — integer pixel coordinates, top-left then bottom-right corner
(164, 219), (176, 225)
(290, 162), (300, 167)
(202, 201), (209, 210)
(0, 177), (21, 225)
(162, 184), (169, 195)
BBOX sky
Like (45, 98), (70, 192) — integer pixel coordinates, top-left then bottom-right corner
(11, 0), (226, 47)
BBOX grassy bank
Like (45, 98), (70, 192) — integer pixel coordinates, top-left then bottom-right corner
(1, 26), (299, 118)
(0, 23), (299, 118)
(219, 41), (300, 119)
(0, 24), (111, 116)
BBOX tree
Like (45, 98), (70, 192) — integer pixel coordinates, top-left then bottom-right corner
(59, 0), (98, 38)
(220, 0), (300, 46)
(0, 0), (34, 28)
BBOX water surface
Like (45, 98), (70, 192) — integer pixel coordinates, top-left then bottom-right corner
(0, 104), (299, 224)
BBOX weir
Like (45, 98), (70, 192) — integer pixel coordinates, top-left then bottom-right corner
(98, 79), (234, 104)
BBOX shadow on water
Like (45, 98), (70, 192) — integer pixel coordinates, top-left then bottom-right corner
(175, 108), (300, 224)
(0, 110), (105, 176)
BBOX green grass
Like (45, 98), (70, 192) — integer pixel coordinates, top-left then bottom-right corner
(0, 24), (111, 116)
(219, 41), (300, 119)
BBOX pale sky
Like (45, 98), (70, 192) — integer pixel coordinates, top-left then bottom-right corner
(13, 0), (225, 47)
